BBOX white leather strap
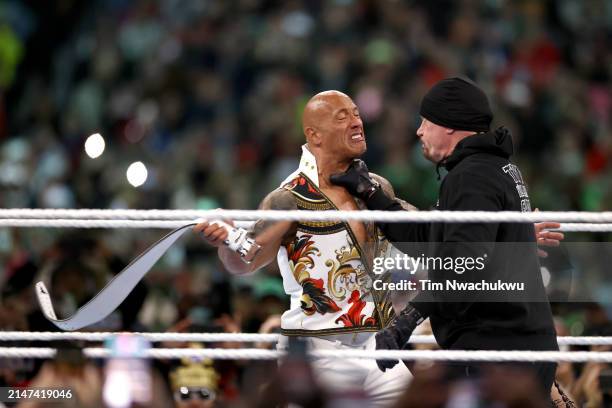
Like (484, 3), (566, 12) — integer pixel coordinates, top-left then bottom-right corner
(36, 224), (193, 331)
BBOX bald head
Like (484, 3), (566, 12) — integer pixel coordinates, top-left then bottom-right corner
(302, 90), (352, 133)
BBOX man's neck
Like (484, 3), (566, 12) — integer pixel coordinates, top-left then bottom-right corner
(315, 152), (352, 189)
(445, 131), (477, 159)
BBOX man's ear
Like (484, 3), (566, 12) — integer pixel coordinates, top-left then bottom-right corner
(445, 128), (455, 135)
(305, 127), (322, 146)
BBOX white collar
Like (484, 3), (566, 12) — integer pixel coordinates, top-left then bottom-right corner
(297, 144), (319, 187)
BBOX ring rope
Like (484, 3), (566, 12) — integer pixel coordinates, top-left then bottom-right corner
(0, 332), (608, 346)
(556, 223), (612, 232)
(0, 219), (610, 231)
(0, 219), (191, 229)
(0, 209), (612, 223)
(1, 347), (612, 362)
(0, 332), (280, 343)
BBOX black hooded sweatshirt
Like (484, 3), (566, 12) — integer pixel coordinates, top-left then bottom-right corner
(367, 128), (558, 351)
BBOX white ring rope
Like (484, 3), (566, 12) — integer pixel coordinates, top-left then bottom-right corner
(0, 209), (612, 223)
(557, 223), (612, 232)
(0, 219), (191, 229)
(1, 347), (612, 363)
(0, 332), (608, 346)
(0, 332), (280, 343)
(0, 219), (261, 229)
(0, 219), (610, 232)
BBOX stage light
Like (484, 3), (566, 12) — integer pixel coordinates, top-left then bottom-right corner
(84, 133), (105, 158)
(126, 161), (148, 187)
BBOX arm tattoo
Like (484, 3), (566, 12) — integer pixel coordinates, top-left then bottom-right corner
(371, 173), (419, 211)
(251, 188), (298, 243)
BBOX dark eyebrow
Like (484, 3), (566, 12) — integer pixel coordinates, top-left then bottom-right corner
(335, 108), (349, 116)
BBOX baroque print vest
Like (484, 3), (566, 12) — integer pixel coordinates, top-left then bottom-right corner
(277, 173), (395, 336)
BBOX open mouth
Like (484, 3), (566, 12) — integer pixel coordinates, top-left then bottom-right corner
(350, 132), (364, 142)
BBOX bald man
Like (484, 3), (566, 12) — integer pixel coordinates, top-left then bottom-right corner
(194, 91), (414, 406)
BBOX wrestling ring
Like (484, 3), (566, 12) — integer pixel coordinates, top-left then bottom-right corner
(2, 208), (612, 364)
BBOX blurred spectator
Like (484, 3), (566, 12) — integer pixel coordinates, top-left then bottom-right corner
(572, 326), (612, 407)
(254, 337), (328, 408)
(393, 362), (552, 408)
(0, 258), (37, 331)
(16, 348), (103, 408)
(169, 349), (220, 408)
(0, 0), (608, 213)
(255, 314), (281, 349)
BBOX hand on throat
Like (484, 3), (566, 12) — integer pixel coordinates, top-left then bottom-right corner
(318, 157), (353, 189)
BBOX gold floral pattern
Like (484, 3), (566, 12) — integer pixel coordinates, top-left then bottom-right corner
(286, 235), (341, 316)
(326, 245), (368, 301)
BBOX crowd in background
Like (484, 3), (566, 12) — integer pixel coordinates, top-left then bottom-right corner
(1, 0), (610, 211)
(0, 0), (610, 406)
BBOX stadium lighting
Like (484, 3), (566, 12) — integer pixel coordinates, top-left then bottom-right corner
(126, 161), (148, 187)
(84, 133), (106, 159)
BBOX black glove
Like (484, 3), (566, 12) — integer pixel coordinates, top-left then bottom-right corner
(330, 159), (380, 200)
(375, 304), (424, 372)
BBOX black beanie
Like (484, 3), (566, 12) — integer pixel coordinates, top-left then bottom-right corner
(419, 77), (493, 132)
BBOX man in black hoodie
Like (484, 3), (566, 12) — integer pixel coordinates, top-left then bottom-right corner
(330, 77), (559, 396)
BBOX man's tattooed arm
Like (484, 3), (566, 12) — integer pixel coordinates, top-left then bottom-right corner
(370, 173), (418, 211)
(251, 188), (298, 245)
(216, 188), (298, 275)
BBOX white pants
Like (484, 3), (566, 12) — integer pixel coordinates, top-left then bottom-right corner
(278, 333), (412, 407)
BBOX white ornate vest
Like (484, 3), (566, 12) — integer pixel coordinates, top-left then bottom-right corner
(277, 146), (394, 336)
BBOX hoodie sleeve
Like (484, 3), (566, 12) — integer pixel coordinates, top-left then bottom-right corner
(364, 187), (431, 243)
(411, 168), (503, 319)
